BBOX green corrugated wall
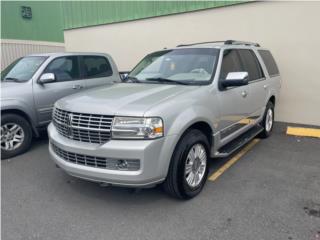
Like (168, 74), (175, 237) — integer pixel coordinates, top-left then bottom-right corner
(1, 1), (64, 42)
(1, 1), (245, 42)
(61, 1), (243, 30)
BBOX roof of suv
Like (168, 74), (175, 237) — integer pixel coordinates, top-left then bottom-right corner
(172, 40), (262, 50)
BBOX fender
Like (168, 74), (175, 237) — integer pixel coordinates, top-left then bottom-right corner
(166, 105), (218, 137)
(1, 99), (39, 136)
(160, 104), (219, 174)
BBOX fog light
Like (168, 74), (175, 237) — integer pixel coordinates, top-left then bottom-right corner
(109, 159), (140, 171)
(117, 159), (128, 170)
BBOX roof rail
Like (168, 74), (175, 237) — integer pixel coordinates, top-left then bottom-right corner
(176, 40), (260, 47)
(176, 41), (226, 47)
(224, 40), (260, 47)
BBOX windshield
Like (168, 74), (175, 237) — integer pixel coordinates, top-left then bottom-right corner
(1, 56), (47, 82)
(128, 48), (220, 85)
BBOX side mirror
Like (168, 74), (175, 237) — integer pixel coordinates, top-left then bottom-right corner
(221, 72), (249, 88)
(38, 73), (55, 84)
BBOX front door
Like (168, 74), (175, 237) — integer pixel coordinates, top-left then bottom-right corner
(33, 56), (86, 126)
(237, 49), (267, 121)
(216, 49), (252, 146)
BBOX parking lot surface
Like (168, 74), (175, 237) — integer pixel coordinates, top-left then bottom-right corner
(2, 123), (320, 240)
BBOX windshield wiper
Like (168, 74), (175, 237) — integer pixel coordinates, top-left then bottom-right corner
(2, 77), (21, 82)
(146, 77), (189, 85)
(125, 76), (141, 83)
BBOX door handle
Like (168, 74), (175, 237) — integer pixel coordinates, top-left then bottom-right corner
(72, 84), (84, 90)
(241, 91), (248, 98)
(263, 84), (268, 89)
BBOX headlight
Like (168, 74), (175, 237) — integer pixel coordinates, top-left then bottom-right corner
(111, 117), (163, 139)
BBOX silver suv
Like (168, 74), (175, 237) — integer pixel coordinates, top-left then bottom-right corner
(48, 40), (281, 199)
(1, 53), (120, 159)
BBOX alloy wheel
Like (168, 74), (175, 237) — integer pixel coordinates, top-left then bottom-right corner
(1, 123), (25, 151)
(184, 143), (207, 188)
(265, 108), (273, 132)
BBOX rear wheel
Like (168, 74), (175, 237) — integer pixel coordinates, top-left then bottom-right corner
(258, 101), (274, 138)
(1, 114), (32, 159)
(163, 129), (209, 199)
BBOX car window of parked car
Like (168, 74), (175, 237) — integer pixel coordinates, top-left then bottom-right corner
(238, 49), (264, 81)
(44, 56), (80, 82)
(258, 50), (280, 77)
(82, 56), (113, 78)
(1, 56), (47, 82)
(220, 49), (243, 80)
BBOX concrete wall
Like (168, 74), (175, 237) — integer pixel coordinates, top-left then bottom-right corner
(1, 39), (65, 70)
(64, 1), (320, 126)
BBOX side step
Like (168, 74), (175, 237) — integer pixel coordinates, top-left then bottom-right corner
(215, 125), (263, 158)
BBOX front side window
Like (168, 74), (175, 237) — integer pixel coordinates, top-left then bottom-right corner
(128, 48), (220, 85)
(220, 49), (243, 80)
(1, 56), (47, 82)
(82, 56), (113, 78)
(44, 56), (80, 82)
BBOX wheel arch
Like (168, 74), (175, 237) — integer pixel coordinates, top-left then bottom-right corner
(183, 121), (213, 147)
(168, 119), (215, 162)
(268, 95), (276, 106)
(1, 109), (38, 137)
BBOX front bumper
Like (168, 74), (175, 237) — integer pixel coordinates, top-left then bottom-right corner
(48, 123), (177, 187)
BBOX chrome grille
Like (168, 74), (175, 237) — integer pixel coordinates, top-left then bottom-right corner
(51, 144), (140, 171)
(53, 108), (113, 144)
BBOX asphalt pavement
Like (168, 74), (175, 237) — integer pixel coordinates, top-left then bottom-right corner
(2, 123), (320, 240)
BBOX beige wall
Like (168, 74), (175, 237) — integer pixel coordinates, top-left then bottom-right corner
(1, 39), (65, 70)
(64, 1), (320, 126)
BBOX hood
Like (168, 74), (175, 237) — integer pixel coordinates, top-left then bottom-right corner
(56, 83), (198, 116)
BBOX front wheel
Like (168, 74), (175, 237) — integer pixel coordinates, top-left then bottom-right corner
(163, 129), (209, 199)
(258, 101), (274, 138)
(1, 114), (33, 159)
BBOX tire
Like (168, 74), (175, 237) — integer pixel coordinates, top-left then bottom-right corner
(258, 101), (274, 139)
(163, 129), (210, 199)
(1, 114), (33, 159)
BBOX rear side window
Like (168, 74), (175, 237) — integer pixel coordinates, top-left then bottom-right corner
(45, 56), (80, 82)
(258, 50), (279, 77)
(238, 49), (264, 81)
(220, 49), (243, 80)
(82, 56), (113, 78)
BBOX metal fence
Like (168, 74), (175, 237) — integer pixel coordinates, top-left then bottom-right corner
(1, 39), (65, 70)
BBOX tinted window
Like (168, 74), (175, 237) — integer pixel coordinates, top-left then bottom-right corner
(45, 56), (80, 81)
(238, 50), (264, 81)
(82, 56), (113, 78)
(220, 49), (243, 80)
(258, 50), (279, 76)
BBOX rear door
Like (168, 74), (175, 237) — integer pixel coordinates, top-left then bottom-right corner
(33, 56), (86, 126)
(80, 55), (116, 89)
(238, 49), (266, 121)
(217, 49), (252, 143)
